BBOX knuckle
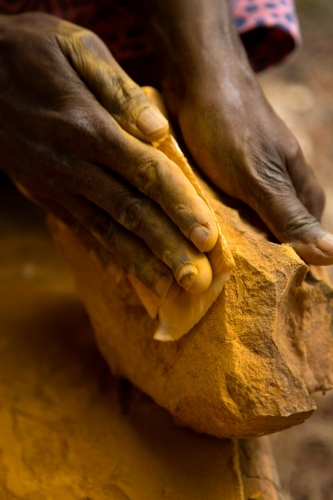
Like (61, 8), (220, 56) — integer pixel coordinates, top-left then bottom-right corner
(112, 77), (146, 116)
(130, 253), (165, 289)
(134, 155), (160, 197)
(80, 31), (115, 63)
(170, 202), (192, 223)
(88, 212), (118, 247)
(65, 28), (104, 54)
(282, 209), (318, 240)
(66, 107), (95, 133)
(238, 155), (289, 204)
(79, 29), (100, 45)
(284, 136), (302, 164)
(251, 151), (285, 182)
(113, 196), (150, 234)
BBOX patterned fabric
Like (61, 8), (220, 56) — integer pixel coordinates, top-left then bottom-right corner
(0, 0), (300, 71)
(232, 0), (301, 71)
(232, 0), (300, 40)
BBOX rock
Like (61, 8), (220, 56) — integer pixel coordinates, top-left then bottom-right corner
(48, 91), (333, 439)
(0, 180), (281, 500)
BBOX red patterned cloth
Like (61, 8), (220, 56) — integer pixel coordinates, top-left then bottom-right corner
(0, 0), (300, 71)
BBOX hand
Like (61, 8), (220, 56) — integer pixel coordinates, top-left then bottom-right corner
(131, 0), (333, 266)
(165, 64), (333, 266)
(0, 12), (219, 296)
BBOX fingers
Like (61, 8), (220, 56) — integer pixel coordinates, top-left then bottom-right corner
(44, 203), (111, 265)
(56, 30), (219, 257)
(103, 123), (218, 252)
(54, 31), (219, 288)
(39, 196), (179, 298)
(74, 164), (213, 294)
(247, 167), (333, 266)
(56, 31), (169, 142)
(63, 197), (175, 299)
(286, 148), (326, 222)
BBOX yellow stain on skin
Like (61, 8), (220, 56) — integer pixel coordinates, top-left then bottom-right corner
(249, 491), (263, 499)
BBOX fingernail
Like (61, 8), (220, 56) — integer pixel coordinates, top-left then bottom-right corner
(176, 263), (199, 292)
(189, 225), (210, 253)
(317, 233), (333, 255)
(155, 275), (174, 299)
(136, 107), (168, 136)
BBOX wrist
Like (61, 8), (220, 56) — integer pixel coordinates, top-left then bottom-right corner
(162, 49), (259, 122)
(132, 0), (255, 113)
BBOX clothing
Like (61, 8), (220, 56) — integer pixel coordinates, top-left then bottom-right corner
(0, 0), (300, 71)
(234, 0), (301, 71)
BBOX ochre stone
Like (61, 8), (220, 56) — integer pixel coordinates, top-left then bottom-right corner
(49, 90), (333, 439)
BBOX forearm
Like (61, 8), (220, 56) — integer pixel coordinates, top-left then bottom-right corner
(130, 0), (256, 108)
(132, 0), (258, 121)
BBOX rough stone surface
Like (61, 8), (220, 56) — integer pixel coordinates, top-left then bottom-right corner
(49, 122), (333, 438)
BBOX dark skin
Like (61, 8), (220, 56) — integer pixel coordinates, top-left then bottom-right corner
(137, 0), (332, 264)
(0, 13), (219, 297)
(0, 1), (332, 301)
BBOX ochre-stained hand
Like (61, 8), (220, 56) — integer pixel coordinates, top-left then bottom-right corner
(165, 67), (332, 266)
(135, 0), (332, 267)
(0, 12), (219, 296)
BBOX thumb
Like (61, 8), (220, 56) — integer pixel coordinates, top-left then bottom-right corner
(57, 30), (169, 142)
(249, 179), (333, 266)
